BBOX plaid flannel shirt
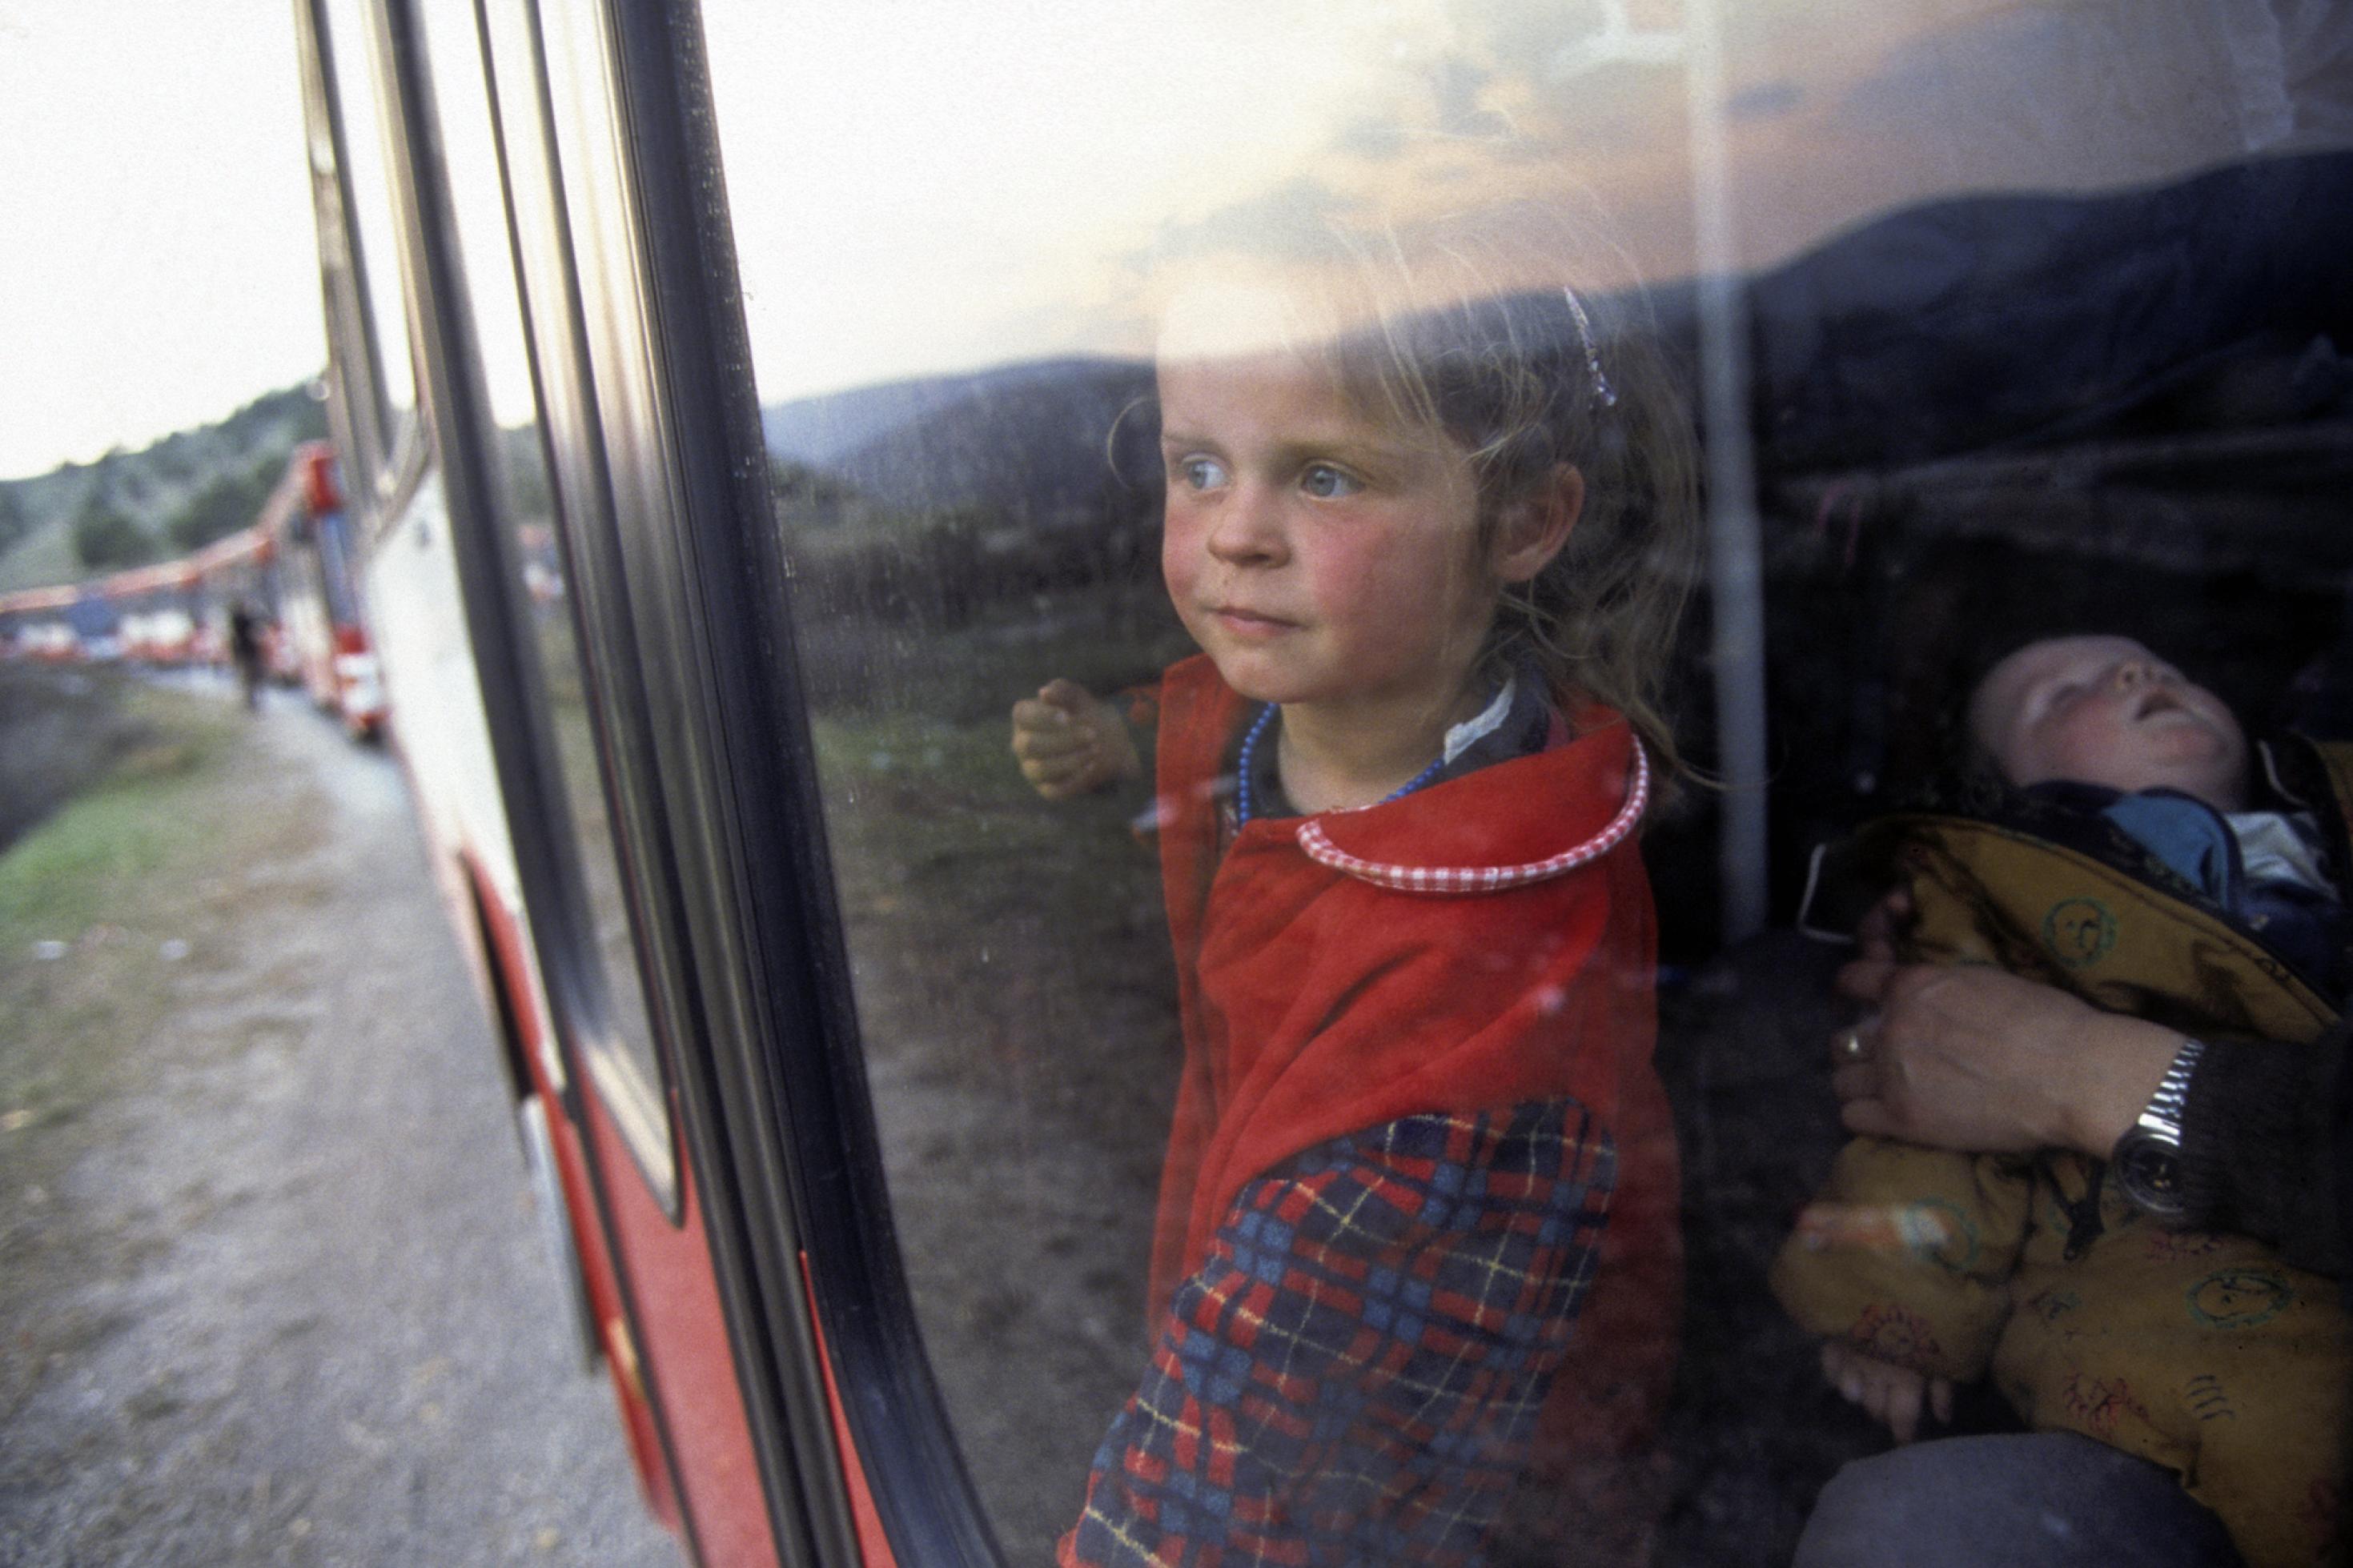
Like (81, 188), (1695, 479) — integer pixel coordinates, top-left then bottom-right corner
(1066, 1098), (1616, 1567)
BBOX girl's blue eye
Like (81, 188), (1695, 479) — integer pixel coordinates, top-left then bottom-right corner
(1178, 455), (1227, 491)
(1300, 463), (1359, 499)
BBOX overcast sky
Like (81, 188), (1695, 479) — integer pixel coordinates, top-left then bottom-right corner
(705, 0), (2309, 408)
(0, 1), (322, 480)
(0, 0), (2329, 482)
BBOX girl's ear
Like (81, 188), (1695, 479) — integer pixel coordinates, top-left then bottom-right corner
(1491, 464), (1583, 584)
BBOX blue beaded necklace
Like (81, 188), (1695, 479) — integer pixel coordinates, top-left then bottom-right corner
(1234, 703), (1450, 826)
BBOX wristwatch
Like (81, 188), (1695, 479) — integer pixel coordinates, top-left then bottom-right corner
(2110, 1036), (2208, 1219)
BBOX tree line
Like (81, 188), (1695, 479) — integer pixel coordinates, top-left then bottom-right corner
(68, 453), (289, 571)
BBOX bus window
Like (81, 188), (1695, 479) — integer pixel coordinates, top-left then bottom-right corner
(697, 1), (2353, 1562)
(318, 0), (421, 487)
(698, 4), (1701, 1553)
(414, 0), (675, 1191)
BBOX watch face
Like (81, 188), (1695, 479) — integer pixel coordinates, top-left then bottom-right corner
(2115, 1129), (2186, 1217)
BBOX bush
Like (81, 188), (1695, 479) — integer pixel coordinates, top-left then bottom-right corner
(167, 459), (279, 552)
(71, 501), (156, 571)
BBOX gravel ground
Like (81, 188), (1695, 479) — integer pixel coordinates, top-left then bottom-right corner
(0, 675), (683, 1568)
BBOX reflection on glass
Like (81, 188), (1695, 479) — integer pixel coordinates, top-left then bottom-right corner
(419, 0), (669, 1175)
(703, 1), (2353, 1560)
(773, 367), (1186, 1556)
(319, 0), (418, 449)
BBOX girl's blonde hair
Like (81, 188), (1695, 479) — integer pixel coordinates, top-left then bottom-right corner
(1304, 202), (1703, 778)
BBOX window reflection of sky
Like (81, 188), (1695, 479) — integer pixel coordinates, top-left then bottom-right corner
(700, 0), (2341, 406)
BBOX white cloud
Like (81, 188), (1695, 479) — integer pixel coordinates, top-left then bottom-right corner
(0, 0), (324, 478)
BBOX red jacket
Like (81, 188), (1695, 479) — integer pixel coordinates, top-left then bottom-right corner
(1146, 654), (1682, 1466)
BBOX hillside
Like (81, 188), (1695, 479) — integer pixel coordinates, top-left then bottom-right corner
(759, 152), (2353, 524)
(0, 383), (328, 594)
(763, 355), (1156, 526)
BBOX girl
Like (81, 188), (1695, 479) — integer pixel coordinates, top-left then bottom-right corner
(1013, 211), (1700, 1566)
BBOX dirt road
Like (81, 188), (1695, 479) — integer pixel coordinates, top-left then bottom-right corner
(0, 677), (683, 1567)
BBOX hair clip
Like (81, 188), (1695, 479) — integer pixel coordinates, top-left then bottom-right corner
(1562, 287), (1619, 408)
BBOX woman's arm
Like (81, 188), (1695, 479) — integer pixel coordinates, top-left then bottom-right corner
(2177, 1025), (2351, 1276)
(1834, 932), (2352, 1274)
(1831, 956), (2178, 1159)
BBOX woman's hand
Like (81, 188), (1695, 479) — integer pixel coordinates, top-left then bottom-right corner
(1833, 897), (2183, 1158)
(1010, 678), (1142, 800)
(1820, 1340), (1952, 1445)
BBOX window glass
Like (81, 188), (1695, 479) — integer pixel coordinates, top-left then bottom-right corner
(414, 0), (673, 1181)
(703, 1), (2353, 1558)
(318, 0), (420, 471)
(312, 506), (362, 629)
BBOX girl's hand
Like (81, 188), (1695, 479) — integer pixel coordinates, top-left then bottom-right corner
(1010, 679), (1142, 800)
(1820, 1340), (1952, 1445)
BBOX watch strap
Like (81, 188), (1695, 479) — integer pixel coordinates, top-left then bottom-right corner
(2112, 1036), (2207, 1218)
(2135, 1035), (2206, 1142)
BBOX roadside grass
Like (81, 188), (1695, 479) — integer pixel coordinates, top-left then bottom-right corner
(805, 604), (1180, 1005)
(0, 680), (339, 1423)
(795, 603), (1193, 1551)
(0, 683), (326, 1145)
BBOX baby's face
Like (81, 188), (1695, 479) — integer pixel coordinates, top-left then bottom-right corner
(1968, 636), (2248, 811)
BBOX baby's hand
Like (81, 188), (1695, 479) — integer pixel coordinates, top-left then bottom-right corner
(1010, 678), (1142, 800)
(1792, 1199), (1957, 1256)
(1820, 1340), (1953, 1445)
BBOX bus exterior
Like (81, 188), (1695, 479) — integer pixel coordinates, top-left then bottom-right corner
(291, 2), (2353, 1566)
(0, 446), (381, 733)
(0, 584), (88, 664)
(267, 442), (389, 736)
(102, 558), (204, 667)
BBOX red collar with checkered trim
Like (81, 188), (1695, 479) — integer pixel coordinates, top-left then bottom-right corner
(1293, 720), (1647, 892)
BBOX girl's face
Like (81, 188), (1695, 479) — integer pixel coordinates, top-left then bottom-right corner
(1157, 347), (1501, 736)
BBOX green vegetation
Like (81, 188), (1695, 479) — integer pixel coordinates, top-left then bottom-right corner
(800, 582), (1187, 1022)
(219, 381), (328, 450)
(70, 496), (158, 571)
(0, 673), (331, 1438)
(769, 455), (865, 518)
(777, 459), (1175, 710)
(0, 684), (323, 1134)
(0, 379), (327, 594)
(0, 487), (27, 556)
(166, 455), (281, 552)
(0, 517), (86, 596)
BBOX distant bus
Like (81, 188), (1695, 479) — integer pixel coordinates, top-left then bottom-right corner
(0, 443), (383, 738)
(266, 443), (386, 736)
(287, 2), (2352, 1565)
(0, 583), (87, 664)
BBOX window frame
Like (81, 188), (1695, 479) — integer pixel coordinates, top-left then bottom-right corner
(311, 0), (432, 535)
(563, 2), (1014, 1561)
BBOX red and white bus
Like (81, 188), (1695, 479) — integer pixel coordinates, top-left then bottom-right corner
(289, 1), (2353, 1564)
(0, 444), (386, 737)
(266, 442), (388, 736)
(102, 557), (209, 666)
(0, 583), (91, 664)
